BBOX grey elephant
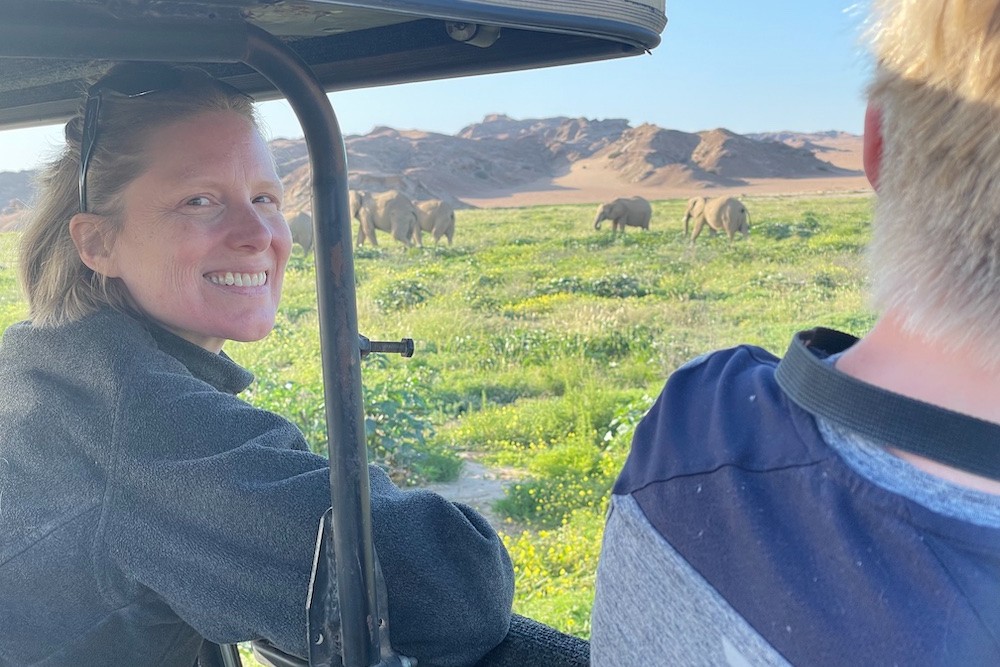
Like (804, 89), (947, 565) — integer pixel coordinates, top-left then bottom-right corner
(349, 189), (363, 222)
(416, 199), (456, 245)
(684, 196), (750, 242)
(594, 196), (652, 234)
(351, 189), (421, 247)
(286, 210), (313, 254)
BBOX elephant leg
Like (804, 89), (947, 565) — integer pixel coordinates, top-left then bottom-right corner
(365, 219), (379, 246)
(691, 219), (707, 242)
(392, 223), (411, 247)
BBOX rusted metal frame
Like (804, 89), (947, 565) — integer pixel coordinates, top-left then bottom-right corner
(242, 24), (382, 667)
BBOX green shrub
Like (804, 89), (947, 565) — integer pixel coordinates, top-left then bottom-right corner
(373, 279), (431, 312)
(502, 509), (606, 638)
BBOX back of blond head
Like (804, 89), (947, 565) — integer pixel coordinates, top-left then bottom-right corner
(867, 0), (1000, 366)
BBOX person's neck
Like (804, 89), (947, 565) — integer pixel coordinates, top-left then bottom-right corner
(836, 312), (1000, 494)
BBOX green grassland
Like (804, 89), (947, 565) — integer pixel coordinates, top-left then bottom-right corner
(0, 194), (876, 650)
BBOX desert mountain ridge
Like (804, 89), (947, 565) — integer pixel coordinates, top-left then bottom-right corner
(279, 115), (865, 211)
(0, 115), (867, 230)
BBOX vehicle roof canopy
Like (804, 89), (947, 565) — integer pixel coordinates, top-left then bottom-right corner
(0, 0), (666, 130)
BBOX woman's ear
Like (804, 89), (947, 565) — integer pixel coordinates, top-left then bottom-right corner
(69, 213), (121, 278)
(863, 102), (883, 191)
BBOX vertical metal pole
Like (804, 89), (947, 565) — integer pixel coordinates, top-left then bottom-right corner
(243, 26), (379, 667)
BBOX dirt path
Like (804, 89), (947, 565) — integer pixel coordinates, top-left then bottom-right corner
(419, 452), (523, 531)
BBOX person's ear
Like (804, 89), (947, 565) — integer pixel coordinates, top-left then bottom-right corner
(69, 213), (121, 278)
(863, 102), (883, 191)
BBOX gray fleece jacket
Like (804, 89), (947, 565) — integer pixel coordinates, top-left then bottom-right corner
(0, 309), (513, 667)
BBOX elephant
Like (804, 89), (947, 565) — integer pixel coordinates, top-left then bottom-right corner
(349, 189), (363, 221)
(286, 210), (313, 254)
(351, 189), (421, 247)
(593, 196), (652, 234)
(415, 199), (456, 245)
(683, 196), (750, 242)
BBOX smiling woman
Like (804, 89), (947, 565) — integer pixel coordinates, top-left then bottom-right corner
(71, 109), (291, 352)
(0, 62), (514, 667)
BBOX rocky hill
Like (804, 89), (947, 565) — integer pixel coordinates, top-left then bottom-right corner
(0, 116), (862, 226)
(281, 116), (859, 212)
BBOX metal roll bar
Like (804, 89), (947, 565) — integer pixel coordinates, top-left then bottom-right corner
(243, 25), (381, 667)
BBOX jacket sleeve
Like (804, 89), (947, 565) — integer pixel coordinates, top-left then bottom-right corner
(100, 361), (513, 666)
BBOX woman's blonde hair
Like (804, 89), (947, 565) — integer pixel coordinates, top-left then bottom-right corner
(18, 63), (259, 326)
(867, 0), (1000, 365)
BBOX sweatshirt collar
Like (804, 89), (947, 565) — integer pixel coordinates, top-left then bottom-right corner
(143, 320), (254, 395)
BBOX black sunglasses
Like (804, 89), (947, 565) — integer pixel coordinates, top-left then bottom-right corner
(77, 66), (252, 213)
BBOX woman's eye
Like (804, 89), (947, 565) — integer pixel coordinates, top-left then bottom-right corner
(254, 194), (279, 206)
(186, 196), (212, 207)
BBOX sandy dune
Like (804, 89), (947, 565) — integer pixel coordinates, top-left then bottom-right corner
(463, 171), (872, 208)
(463, 135), (870, 208)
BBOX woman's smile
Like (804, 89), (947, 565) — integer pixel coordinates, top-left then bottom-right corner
(205, 270), (269, 287)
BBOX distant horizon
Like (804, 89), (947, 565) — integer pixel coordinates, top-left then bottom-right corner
(0, 111), (870, 214)
(0, 116), (863, 175)
(270, 114), (862, 142)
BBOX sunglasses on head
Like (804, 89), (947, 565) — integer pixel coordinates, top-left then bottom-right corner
(77, 65), (252, 213)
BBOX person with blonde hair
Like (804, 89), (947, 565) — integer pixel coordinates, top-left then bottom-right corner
(591, 0), (1000, 664)
(0, 62), (513, 666)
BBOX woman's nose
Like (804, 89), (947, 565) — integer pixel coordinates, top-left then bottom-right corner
(228, 205), (274, 252)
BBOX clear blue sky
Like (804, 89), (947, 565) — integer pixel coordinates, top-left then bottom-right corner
(0, 1), (872, 173)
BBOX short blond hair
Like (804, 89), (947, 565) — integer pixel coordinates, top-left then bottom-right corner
(19, 63), (259, 327)
(865, 0), (1000, 365)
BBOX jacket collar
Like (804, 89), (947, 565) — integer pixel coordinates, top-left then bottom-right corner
(143, 319), (254, 395)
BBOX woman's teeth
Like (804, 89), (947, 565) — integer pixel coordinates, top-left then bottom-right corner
(208, 271), (267, 287)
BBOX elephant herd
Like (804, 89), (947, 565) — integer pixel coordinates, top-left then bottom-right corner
(352, 190), (456, 248)
(288, 192), (751, 254)
(593, 195), (750, 242)
(286, 189), (456, 253)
